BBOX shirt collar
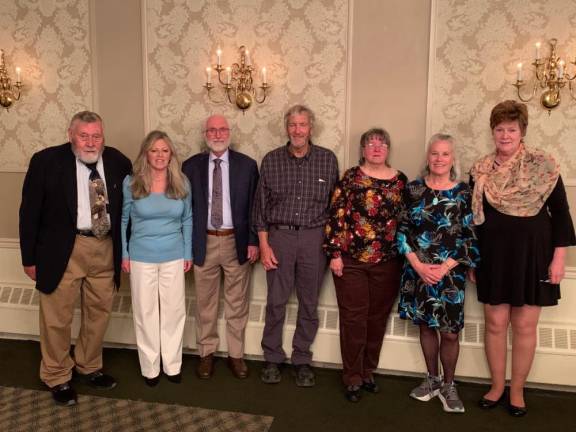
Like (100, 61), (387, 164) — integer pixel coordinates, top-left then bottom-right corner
(209, 149), (229, 164)
(284, 141), (314, 160)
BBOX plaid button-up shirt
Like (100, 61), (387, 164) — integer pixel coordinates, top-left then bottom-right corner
(252, 143), (339, 231)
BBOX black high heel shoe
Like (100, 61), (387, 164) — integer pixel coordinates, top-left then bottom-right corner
(478, 391), (506, 409)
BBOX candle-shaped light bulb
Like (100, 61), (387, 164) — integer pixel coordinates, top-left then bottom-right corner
(245, 50), (252, 66)
(226, 67), (231, 84)
(15, 67), (21, 82)
(558, 60), (565, 79)
(216, 48), (222, 66)
(261, 67), (267, 84)
(535, 42), (541, 60)
(516, 62), (523, 81)
(206, 67), (212, 84)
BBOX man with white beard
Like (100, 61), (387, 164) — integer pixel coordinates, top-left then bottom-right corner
(182, 114), (259, 380)
(19, 111), (132, 405)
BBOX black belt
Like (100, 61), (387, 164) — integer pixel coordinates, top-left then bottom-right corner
(274, 225), (301, 231)
(76, 229), (96, 237)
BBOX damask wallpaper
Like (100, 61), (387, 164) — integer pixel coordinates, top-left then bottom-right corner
(144, 0), (349, 164)
(428, 0), (576, 181)
(0, 0), (93, 172)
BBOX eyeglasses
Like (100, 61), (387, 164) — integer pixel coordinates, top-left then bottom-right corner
(205, 127), (230, 136)
(77, 133), (103, 143)
(364, 142), (388, 149)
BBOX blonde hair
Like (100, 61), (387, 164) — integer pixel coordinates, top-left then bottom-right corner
(131, 130), (188, 200)
(421, 133), (461, 181)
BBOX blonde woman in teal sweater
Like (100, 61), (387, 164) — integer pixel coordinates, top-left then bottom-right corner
(121, 130), (192, 386)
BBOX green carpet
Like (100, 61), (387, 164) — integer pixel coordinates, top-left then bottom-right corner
(1, 339), (575, 432)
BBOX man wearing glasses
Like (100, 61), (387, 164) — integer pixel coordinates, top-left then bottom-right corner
(19, 111), (132, 406)
(252, 105), (339, 387)
(182, 114), (259, 380)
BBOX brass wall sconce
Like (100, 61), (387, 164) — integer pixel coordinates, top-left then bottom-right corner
(0, 49), (23, 111)
(203, 45), (270, 112)
(513, 38), (576, 113)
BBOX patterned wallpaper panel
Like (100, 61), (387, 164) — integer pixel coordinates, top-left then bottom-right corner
(428, 0), (576, 181)
(144, 0), (349, 165)
(0, 0), (94, 172)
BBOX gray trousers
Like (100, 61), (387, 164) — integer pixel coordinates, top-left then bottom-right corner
(261, 226), (327, 365)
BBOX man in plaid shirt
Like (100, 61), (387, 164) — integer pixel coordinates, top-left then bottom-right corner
(252, 104), (339, 387)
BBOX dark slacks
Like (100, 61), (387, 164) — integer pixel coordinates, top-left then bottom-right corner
(261, 226), (327, 365)
(333, 256), (401, 386)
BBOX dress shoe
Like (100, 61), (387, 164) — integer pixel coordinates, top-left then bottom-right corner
(166, 373), (182, 383)
(196, 354), (214, 379)
(508, 403), (527, 417)
(144, 375), (160, 387)
(478, 392), (506, 409)
(227, 357), (248, 379)
(345, 385), (362, 403)
(78, 370), (117, 389)
(50, 382), (77, 406)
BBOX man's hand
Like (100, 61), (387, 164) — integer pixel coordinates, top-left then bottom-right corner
(23, 265), (36, 281)
(260, 243), (279, 271)
(247, 246), (260, 264)
(121, 259), (130, 273)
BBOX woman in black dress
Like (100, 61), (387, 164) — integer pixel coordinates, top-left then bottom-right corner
(470, 100), (576, 417)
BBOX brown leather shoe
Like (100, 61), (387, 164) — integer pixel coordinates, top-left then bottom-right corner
(227, 357), (248, 379)
(196, 354), (214, 379)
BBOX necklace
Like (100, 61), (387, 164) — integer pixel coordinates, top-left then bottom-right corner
(431, 189), (443, 205)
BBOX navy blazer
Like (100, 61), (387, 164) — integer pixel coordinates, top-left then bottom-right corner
(19, 142), (132, 294)
(182, 149), (259, 266)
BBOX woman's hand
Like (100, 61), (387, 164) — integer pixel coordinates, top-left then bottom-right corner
(414, 262), (443, 285)
(330, 257), (344, 277)
(184, 260), (192, 273)
(467, 268), (476, 283)
(548, 247), (567, 284)
(121, 258), (130, 273)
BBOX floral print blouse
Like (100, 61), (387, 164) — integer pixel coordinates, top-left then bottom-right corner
(324, 166), (408, 263)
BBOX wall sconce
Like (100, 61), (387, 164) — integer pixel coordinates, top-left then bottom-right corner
(513, 38), (576, 113)
(203, 45), (270, 113)
(0, 49), (23, 111)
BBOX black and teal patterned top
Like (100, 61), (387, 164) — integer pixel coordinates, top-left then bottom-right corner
(396, 178), (480, 332)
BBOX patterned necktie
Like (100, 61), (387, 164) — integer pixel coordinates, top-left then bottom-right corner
(85, 162), (111, 238)
(211, 158), (223, 229)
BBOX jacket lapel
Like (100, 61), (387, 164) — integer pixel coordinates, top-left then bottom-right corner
(63, 143), (78, 223)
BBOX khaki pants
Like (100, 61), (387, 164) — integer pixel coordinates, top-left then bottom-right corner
(39, 235), (115, 387)
(193, 234), (251, 358)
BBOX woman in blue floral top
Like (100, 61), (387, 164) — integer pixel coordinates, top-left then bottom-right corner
(325, 128), (407, 403)
(397, 134), (479, 413)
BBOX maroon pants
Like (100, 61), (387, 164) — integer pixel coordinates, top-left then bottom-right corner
(333, 256), (401, 386)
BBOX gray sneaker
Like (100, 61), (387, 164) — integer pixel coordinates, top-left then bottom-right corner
(260, 362), (281, 384)
(439, 382), (465, 413)
(293, 364), (315, 387)
(410, 374), (442, 401)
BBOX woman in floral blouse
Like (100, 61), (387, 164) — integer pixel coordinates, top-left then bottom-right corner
(397, 133), (479, 413)
(324, 128), (407, 403)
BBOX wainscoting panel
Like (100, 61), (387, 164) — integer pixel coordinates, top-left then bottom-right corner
(1, 238), (575, 387)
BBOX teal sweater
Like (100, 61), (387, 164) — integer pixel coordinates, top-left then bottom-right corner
(121, 175), (192, 263)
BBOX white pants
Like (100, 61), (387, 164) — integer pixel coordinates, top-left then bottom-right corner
(130, 259), (186, 378)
